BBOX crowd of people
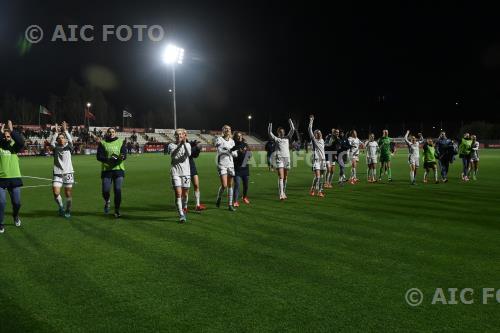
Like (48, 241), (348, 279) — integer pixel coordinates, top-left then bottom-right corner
(0, 117), (482, 231)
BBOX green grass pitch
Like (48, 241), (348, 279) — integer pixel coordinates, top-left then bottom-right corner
(1, 149), (499, 331)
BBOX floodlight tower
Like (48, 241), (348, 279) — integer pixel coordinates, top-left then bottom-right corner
(162, 44), (185, 130)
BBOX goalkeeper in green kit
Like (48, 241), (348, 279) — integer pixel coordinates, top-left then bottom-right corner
(378, 129), (393, 181)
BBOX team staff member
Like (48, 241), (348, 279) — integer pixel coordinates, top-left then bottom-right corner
(188, 140), (206, 211)
(0, 120), (24, 234)
(436, 131), (454, 182)
(97, 127), (127, 218)
(232, 131), (252, 206)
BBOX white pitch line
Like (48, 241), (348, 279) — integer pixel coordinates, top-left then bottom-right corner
(22, 184), (52, 188)
(22, 175), (53, 181)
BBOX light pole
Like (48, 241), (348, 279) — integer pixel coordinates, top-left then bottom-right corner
(248, 115), (252, 135)
(85, 102), (92, 128)
(162, 44), (185, 130)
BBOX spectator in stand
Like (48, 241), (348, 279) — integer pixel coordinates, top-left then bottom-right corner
(126, 140), (133, 154)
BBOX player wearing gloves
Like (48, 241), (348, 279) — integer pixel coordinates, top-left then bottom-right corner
(97, 127), (127, 218)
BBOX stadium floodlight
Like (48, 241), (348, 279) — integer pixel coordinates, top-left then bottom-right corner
(86, 102), (92, 108)
(162, 44), (184, 64)
(248, 115), (252, 135)
(162, 44), (185, 129)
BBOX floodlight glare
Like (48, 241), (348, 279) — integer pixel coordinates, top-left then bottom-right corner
(162, 44), (184, 64)
(248, 115), (252, 120)
(86, 102), (92, 108)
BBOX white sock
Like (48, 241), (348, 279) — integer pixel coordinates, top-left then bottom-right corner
(55, 194), (63, 208)
(65, 197), (72, 212)
(424, 171), (428, 181)
(319, 175), (324, 192)
(176, 197), (183, 216)
(283, 179), (287, 193)
(410, 171), (414, 182)
(195, 190), (200, 206)
(182, 195), (188, 209)
(228, 188), (233, 206)
(353, 168), (357, 179)
(434, 169), (438, 181)
(311, 176), (317, 191)
(279, 179), (284, 196)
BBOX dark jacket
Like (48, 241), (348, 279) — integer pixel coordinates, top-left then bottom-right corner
(232, 141), (251, 175)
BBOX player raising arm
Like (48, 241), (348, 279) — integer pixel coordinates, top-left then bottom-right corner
(268, 118), (295, 200)
(308, 115), (326, 197)
(0, 120), (24, 234)
(50, 121), (75, 218)
(215, 125), (238, 211)
(404, 130), (424, 185)
(166, 128), (191, 223)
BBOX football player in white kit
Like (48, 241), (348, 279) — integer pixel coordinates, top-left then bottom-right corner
(348, 130), (361, 184)
(308, 115), (326, 197)
(364, 133), (379, 183)
(215, 125), (238, 211)
(268, 119), (295, 200)
(470, 134), (479, 180)
(404, 130), (424, 185)
(50, 122), (74, 218)
(166, 128), (191, 223)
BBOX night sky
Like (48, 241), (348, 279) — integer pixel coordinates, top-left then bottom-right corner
(1, 1), (500, 136)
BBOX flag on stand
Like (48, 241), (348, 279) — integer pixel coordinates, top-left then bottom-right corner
(39, 105), (52, 116)
(85, 109), (96, 120)
(123, 110), (133, 118)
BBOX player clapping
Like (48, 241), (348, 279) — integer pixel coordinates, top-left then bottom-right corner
(215, 125), (237, 211)
(50, 121), (75, 218)
(308, 115), (326, 197)
(0, 120), (24, 234)
(166, 128), (191, 223)
(268, 119), (295, 200)
(404, 130), (424, 185)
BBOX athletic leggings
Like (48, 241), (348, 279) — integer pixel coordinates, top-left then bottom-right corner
(0, 187), (21, 225)
(439, 159), (450, 179)
(102, 177), (124, 211)
(461, 157), (470, 176)
(233, 175), (249, 202)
